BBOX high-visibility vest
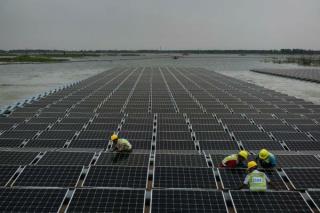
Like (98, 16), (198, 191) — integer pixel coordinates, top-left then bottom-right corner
(116, 138), (132, 151)
(248, 171), (267, 192)
(222, 154), (238, 166)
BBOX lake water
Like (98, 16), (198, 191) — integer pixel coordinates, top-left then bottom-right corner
(1, 54), (319, 109)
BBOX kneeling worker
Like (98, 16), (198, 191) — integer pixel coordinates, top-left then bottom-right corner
(220, 150), (249, 168)
(110, 134), (132, 153)
(256, 148), (277, 169)
(240, 161), (271, 192)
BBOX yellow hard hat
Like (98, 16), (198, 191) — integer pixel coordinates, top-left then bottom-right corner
(111, 134), (118, 141)
(238, 150), (249, 160)
(259, 149), (269, 160)
(247, 161), (257, 170)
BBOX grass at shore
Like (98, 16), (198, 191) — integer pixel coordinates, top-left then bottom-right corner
(0, 55), (69, 63)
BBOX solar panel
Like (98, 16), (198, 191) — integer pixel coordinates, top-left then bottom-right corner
(284, 168), (320, 189)
(0, 138), (24, 147)
(0, 123), (14, 131)
(191, 124), (224, 131)
(0, 188), (67, 212)
(96, 153), (149, 166)
(253, 118), (284, 125)
(296, 125), (320, 132)
(51, 123), (84, 130)
(277, 155), (320, 168)
(86, 123), (119, 131)
(83, 166), (148, 188)
(69, 139), (107, 148)
(158, 131), (192, 141)
(241, 140), (284, 150)
(230, 190), (312, 213)
(77, 131), (112, 139)
(272, 132), (311, 141)
(195, 132), (231, 141)
(14, 123), (49, 130)
(118, 131), (153, 140)
(158, 124), (189, 132)
(218, 168), (287, 190)
(307, 191), (320, 211)
(121, 123), (154, 131)
(261, 124), (296, 132)
(156, 140), (196, 150)
(226, 124), (260, 132)
(285, 140), (320, 151)
(0, 151), (38, 165)
(0, 130), (38, 139)
(38, 130), (76, 140)
(37, 152), (94, 165)
(13, 165), (82, 187)
(233, 131), (272, 141)
(0, 165), (19, 186)
(151, 189), (228, 213)
(199, 140), (239, 150)
(27, 117), (58, 123)
(155, 154), (207, 167)
(25, 139), (66, 148)
(310, 132), (320, 141)
(189, 118), (219, 124)
(221, 118), (251, 125)
(153, 167), (217, 189)
(67, 189), (145, 213)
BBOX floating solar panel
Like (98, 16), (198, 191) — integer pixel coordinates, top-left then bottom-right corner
(261, 124), (296, 132)
(230, 190), (312, 213)
(272, 132), (311, 141)
(285, 140), (320, 151)
(199, 140), (239, 150)
(241, 140), (284, 150)
(0, 151), (38, 165)
(296, 125), (320, 132)
(155, 154), (207, 167)
(158, 131), (192, 141)
(218, 168), (287, 190)
(310, 132), (320, 141)
(253, 118), (284, 125)
(195, 132), (231, 141)
(125, 117), (154, 124)
(189, 118), (219, 124)
(14, 123), (49, 131)
(191, 124), (224, 131)
(0, 138), (24, 147)
(84, 166), (148, 188)
(233, 131), (272, 141)
(0, 130), (38, 139)
(153, 167), (216, 189)
(151, 189), (228, 213)
(156, 140), (195, 150)
(86, 123), (119, 131)
(37, 152), (94, 166)
(277, 155), (320, 168)
(77, 130), (111, 140)
(0, 123), (14, 131)
(307, 191), (320, 211)
(284, 168), (320, 189)
(0, 188), (67, 212)
(0, 117), (26, 124)
(67, 189), (145, 213)
(69, 139), (107, 148)
(13, 165), (82, 187)
(25, 139), (66, 148)
(221, 118), (251, 125)
(285, 118), (316, 125)
(27, 117), (58, 123)
(96, 153), (149, 166)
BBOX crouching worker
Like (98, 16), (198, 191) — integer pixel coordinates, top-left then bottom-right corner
(257, 148), (277, 169)
(110, 134), (132, 153)
(220, 150), (249, 168)
(239, 161), (271, 192)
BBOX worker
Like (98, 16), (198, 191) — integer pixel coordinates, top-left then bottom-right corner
(110, 134), (132, 153)
(220, 150), (249, 168)
(239, 161), (271, 192)
(256, 149), (277, 169)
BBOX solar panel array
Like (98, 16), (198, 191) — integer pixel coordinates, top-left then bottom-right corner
(0, 66), (319, 212)
(251, 68), (320, 83)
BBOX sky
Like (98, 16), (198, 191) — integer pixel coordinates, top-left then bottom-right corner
(0, 0), (319, 50)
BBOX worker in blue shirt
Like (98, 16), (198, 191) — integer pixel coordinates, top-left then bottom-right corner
(256, 149), (277, 169)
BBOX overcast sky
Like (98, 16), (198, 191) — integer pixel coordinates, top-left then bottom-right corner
(0, 0), (319, 50)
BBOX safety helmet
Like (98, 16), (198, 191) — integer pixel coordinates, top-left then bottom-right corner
(247, 161), (258, 170)
(111, 134), (118, 141)
(259, 149), (270, 160)
(238, 150), (249, 160)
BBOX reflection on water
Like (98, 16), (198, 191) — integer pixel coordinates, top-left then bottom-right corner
(0, 54), (319, 109)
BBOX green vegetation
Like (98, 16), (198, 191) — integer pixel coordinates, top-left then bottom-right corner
(0, 55), (69, 63)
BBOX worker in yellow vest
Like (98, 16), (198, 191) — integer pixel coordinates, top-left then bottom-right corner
(219, 150), (249, 168)
(110, 134), (132, 153)
(239, 161), (271, 192)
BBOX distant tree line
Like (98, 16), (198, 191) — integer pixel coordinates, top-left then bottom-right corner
(1, 49), (320, 55)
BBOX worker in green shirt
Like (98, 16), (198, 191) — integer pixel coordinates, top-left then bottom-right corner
(239, 161), (271, 192)
(110, 134), (132, 153)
